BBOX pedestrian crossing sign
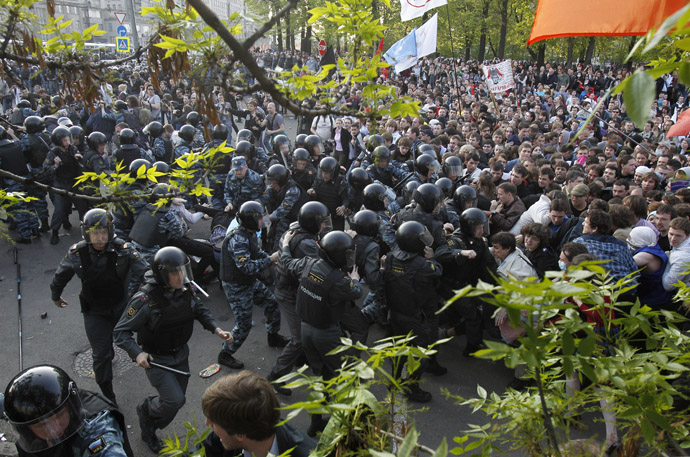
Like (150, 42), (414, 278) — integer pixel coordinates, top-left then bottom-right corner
(116, 37), (130, 53)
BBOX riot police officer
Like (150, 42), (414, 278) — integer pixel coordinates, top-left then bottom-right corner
(279, 230), (363, 436)
(218, 201), (288, 370)
(409, 153), (439, 184)
(185, 111), (205, 149)
(308, 157), (349, 231)
(175, 125), (196, 160)
(0, 126), (39, 243)
(440, 155), (463, 186)
(21, 115), (52, 232)
(366, 145), (406, 188)
(362, 183), (397, 253)
(113, 128), (151, 168)
(114, 246), (232, 453)
(435, 208), (496, 356)
(234, 139), (267, 174)
(205, 124), (233, 210)
(305, 134), (325, 168)
(2, 365), (133, 457)
(291, 147), (317, 191)
(271, 134), (291, 168)
(50, 209), (148, 402)
(384, 221), (443, 402)
(223, 155), (266, 214)
(82, 131), (110, 175)
(262, 164), (308, 251)
(394, 183), (445, 249)
(69, 125), (86, 154)
(346, 166), (372, 213)
(144, 121), (173, 164)
(267, 201), (331, 394)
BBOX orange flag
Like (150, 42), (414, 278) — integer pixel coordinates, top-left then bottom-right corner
(527, 0), (687, 45)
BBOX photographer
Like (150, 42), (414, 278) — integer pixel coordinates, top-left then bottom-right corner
(229, 98), (266, 147)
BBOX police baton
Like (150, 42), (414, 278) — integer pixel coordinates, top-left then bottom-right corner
(14, 247), (23, 371)
(149, 361), (191, 377)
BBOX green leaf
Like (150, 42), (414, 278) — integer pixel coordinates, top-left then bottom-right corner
(396, 427), (419, 457)
(640, 418), (655, 443)
(562, 331), (574, 356)
(623, 70), (655, 128)
(674, 37), (690, 51)
(432, 438), (448, 457)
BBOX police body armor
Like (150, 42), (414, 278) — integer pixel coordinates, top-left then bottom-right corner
(136, 284), (195, 354)
(352, 234), (375, 274)
(296, 258), (347, 329)
(53, 146), (82, 185)
(220, 227), (261, 285)
(112, 204), (135, 232)
(128, 204), (168, 248)
(274, 229), (314, 299)
(368, 165), (394, 188)
(76, 242), (126, 314)
(82, 148), (101, 173)
(274, 180), (309, 222)
(385, 254), (435, 318)
(0, 140), (30, 176)
(26, 133), (52, 169)
(313, 178), (341, 213)
(114, 145), (141, 169)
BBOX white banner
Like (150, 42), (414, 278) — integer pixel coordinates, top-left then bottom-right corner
(400, 0), (447, 22)
(482, 60), (515, 93)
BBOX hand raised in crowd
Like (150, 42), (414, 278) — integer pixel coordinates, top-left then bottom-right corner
(281, 229), (295, 248)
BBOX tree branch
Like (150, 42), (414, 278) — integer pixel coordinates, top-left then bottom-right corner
(382, 431), (436, 455)
(242, 0), (299, 51)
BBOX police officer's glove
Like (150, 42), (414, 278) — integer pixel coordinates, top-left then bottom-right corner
(360, 302), (382, 324)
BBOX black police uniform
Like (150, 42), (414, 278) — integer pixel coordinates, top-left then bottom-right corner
(45, 143), (90, 231)
(50, 238), (148, 401)
(309, 174), (349, 231)
(292, 164), (317, 191)
(269, 225), (320, 380)
(279, 249), (362, 379)
(394, 204), (445, 249)
(113, 271), (220, 430)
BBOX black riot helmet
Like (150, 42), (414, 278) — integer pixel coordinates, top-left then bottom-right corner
(273, 135), (290, 156)
(23, 115), (44, 134)
(362, 183), (387, 212)
(51, 95), (62, 107)
(68, 125), (84, 145)
(3, 365), (85, 453)
(212, 124), (228, 141)
(237, 129), (252, 143)
(292, 148), (310, 168)
(396, 221), (434, 255)
(372, 146), (391, 167)
(234, 140), (255, 159)
(412, 183), (442, 214)
(119, 128), (136, 145)
(418, 143), (436, 157)
(348, 167), (372, 192)
(81, 208), (114, 243)
(415, 153), (439, 177)
(152, 161), (169, 174)
(143, 121), (164, 139)
(86, 131), (107, 151)
(459, 207), (489, 238)
(443, 155), (463, 179)
(318, 156), (338, 176)
(57, 116), (73, 127)
(266, 164), (289, 187)
(454, 185), (477, 210)
(152, 246), (193, 288)
(351, 209), (379, 237)
(305, 135), (322, 156)
(178, 124), (196, 143)
(186, 111), (200, 127)
(114, 100), (128, 112)
(151, 182), (172, 206)
(237, 201), (265, 231)
(320, 230), (355, 270)
(298, 201), (331, 235)
(435, 177), (454, 199)
(129, 158), (151, 177)
(50, 126), (71, 147)
(366, 134), (385, 153)
(403, 180), (420, 205)
(295, 133), (308, 149)
(16, 99), (31, 109)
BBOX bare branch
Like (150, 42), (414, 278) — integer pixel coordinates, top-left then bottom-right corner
(242, 0), (299, 51)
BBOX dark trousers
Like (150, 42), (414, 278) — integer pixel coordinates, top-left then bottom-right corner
(270, 297), (303, 378)
(83, 312), (120, 389)
(301, 322), (343, 379)
(145, 345), (190, 429)
(50, 186), (89, 231)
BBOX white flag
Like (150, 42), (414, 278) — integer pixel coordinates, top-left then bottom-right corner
(482, 60), (515, 93)
(400, 0), (447, 22)
(415, 13), (437, 59)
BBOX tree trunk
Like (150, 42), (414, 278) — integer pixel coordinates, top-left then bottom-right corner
(498, 0), (509, 59)
(584, 36), (595, 65)
(276, 16), (283, 52)
(626, 36), (636, 71)
(464, 35), (472, 60)
(566, 37), (574, 66)
(477, 0), (490, 62)
(304, 25), (312, 54)
(537, 43), (545, 67)
(286, 9), (292, 50)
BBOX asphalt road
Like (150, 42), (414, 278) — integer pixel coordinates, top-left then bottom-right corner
(0, 116), (609, 456)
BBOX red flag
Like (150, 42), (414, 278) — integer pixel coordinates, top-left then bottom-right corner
(376, 37), (389, 79)
(528, 0), (686, 45)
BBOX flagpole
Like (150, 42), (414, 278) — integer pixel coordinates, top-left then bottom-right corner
(489, 90), (500, 117)
(444, 3), (460, 90)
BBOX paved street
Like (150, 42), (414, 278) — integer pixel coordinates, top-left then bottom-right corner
(0, 117), (605, 456)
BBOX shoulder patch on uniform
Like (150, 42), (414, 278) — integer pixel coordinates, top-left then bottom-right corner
(429, 262), (436, 271)
(309, 271), (325, 283)
(308, 170), (313, 175)
(392, 266), (404, 274)
(350, 279), (354, 288)
(237, 255), (247, 264)
(69, 243), (79, 252)
(127, 306), (137, 317)
(123, 243), (130, 249)
(87, 435), (107, 455)
(448, 239), (455, 246)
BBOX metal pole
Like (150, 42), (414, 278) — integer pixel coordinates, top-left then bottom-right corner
(14, 247), (22, 371)
(579, 107), (653, 153)
(445, 3), (460, 90)
(149, 361), (191, 377)
(126, 0), (139, 49)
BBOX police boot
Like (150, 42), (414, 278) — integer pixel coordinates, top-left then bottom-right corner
(39, 218), (50, 232)
(426, 355), (448, 377)
(15, 236), (31, 244)
(267, 332), (289, 348)
(50, 230), (59, 245)
(306, 414), (328, 437)
(217, 350), (244, 369)
(267, 372), (292, 396)
(404, 382), (432, 403)
(137, 402), (163, 453)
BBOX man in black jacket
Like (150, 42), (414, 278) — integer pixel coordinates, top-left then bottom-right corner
(202, 371), (315, 457)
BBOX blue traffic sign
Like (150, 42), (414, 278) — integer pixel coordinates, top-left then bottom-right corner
(117, 25), (127, 37)
(116, 37), (130, 53)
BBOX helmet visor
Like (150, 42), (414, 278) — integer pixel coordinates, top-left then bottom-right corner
(10, 383), (84, 453)
(444, 164), (463, 177)
(319, 215), (333, 235)
(84, 226), (112, 245)
(420, 227), (434, 247)
(345, 247), (356, 270)
(160, 259), (194, 289)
